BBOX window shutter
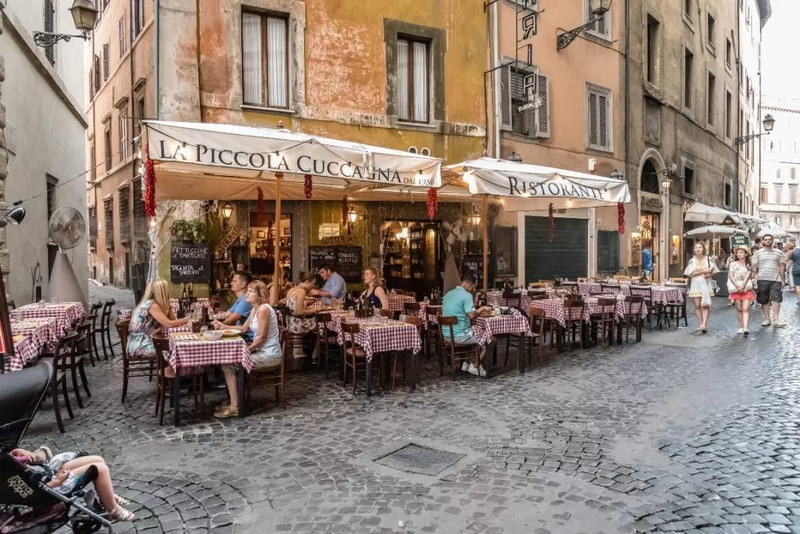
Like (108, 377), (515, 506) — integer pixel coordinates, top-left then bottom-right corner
(534, 73), (550, 138)
(242, 13), (263, 106)
(397, 40), (410, 121)
(597, 11), (607, 35)
(598, 93), (609, 148)
(44, 0), (55, 64)
(103, 44), (109, 80)
(500, 65), (512, 131)
(94, 55), (101, 90)
(588, 92), (598, 147)
(119, 16), (125, 56)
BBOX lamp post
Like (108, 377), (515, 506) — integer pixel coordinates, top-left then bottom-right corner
(505, 152), (523, 163)
(32, 0), (98, 47)
(735, 113), (776, 145)
(661, 178), (671, 281)
(557, 0), (612, 51)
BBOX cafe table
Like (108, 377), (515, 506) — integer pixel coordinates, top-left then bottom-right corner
(11, 302), (84, 336)
(386, 294), (416, 313)
(5, 334), (39, 372)
(11, 317), (59, 351)
(168, 331), (252, 425)
(472, 310), (532, 375)
(327, 314), (421, 395)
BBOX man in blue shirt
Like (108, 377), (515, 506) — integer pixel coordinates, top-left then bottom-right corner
(641, 241), (653, 280)
(442, 273), (492, 377)
(312, 264), (347, 305)
(218, 271), (254, 338)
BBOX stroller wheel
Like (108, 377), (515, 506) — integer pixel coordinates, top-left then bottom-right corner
(70, 518), (102, 534)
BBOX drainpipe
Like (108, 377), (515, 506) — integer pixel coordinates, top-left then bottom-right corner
(153, 0), (160, 120)
(735, 12), (741, 220)
(492, 1), (501, 159)
(624, 0), (630, 271)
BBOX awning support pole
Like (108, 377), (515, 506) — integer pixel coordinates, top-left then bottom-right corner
(483, 195), (489, 292)
(274, 175), (282, 299)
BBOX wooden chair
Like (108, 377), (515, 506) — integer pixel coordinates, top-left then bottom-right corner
(88, 303), (103, 363)
(614, 275), (632, 282)
(525, 307), (547, 365)
(99, 300), (116, 360)
(589, 298), (617, 347)
(426, 305), (442, 357)
(528, 282), (547, 289)
(341, 322), (372, 394)
(501, 289), (522, 308)
(669, 277), (689, 284)
(663, 284), (689, 328)
(42, 327), (91, 410)
(388, 316), (421, 391)
(528, 294), (549, 301)
(438, 316), (479, 380)
(630, 286), (663, 330)
(378, 308), (394, 318)
(152, 333), (205, 425)
(527, 289), (547, 298)
(402, 302), (426, 358)
(354, 309), (371, 318)
(577, 277), (590, 283)
(116, 319), (156, 403)
(562, 299), (586, 352)
(621, 296), (645, 343)
(244, 328), (287, 412)
(316, 312), (341, 379)
(599, 283), (620, 294)
(48, 332), (77, 433)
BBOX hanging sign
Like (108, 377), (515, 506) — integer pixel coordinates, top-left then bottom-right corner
(215, 226), (245, 256)
(730, 234), (751, 248)
(171, 242), (211, 283)
(322, 235), (356, 246)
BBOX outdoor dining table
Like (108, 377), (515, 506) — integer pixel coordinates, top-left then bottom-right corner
(325, 313), (421, 395)
(386, 294), (416, 313)
(117, 297), (213, 323)
(11, 302), (84, 336)
(11, 317), (60, 351)
(168, 330), (252, 425)
(472, 310), (532, 375)
(5, 334), (39, 372)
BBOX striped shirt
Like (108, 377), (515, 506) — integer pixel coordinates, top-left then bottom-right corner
(752, 247), (786, 283)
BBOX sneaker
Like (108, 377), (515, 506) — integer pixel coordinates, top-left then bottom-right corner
(461, 361), (470, 372)
(761, 320), (771, 327)
(468, 364), (487, 377)
(736, 328), (744, 335)
(773, 320), (786, 328)
(743, 329), (750, 336)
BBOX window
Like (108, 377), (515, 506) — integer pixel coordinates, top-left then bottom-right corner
(396, 38), (430, 123)
(724, 180), (732, 208)
(791, 185), (798, 205)
(90, 141), (96, 182)
(501, 66), (550, 139)
(646, 15), (660, 86)
(104, 198), (114, 250)
(725, 91), (732, 138)
(738, 192), (744, 213)
(103, 119), (112, 172)
(119, 186), (131, 244)
(725, 38), (732, 68)
(46, 175), (58, 220)
(777, 167), (782, 179)
(119, 16), (126, 57)
(88, 207), (97, 252)
(587, 84), (612, 152)
(242, 12), (289, 109)
(684, 161), (695, 195)
(760, 187), (768, 203)
(119, 108), (129, 161)
(684, 49), (694, 109)
(707, 72), (716, 126)
(684, 0), (692, 20)
(44, 0), (55, 64)
(707, 14), (716, 49)
(133, 178), (147, 240)
(793, 167), (798, 180)
(103, 43), (109, 80)
(775, 216), (782, 226)
(93, 55), (101, 91)
(132, 0), (145, 40)
(586, 0), (610, 39)
(791, 217), (797, 228)
(133, 95), (145, 155)
(775, 184), (783, 204)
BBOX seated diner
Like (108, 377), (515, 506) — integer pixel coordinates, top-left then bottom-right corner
(127, 279), (190, 368)
(285, 271), (320, 361)
(212, 280), (282, 419)
(214, 271), (254, 339)
(442, 273), (492, 377)
(360, 267), (388, 309)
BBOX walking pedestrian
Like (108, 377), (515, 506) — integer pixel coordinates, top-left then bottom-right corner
(788, 242), (800, 304)
(684, 242), (718, 334)
(752, 233), (787, 327)
(784, 242), (796, 293)
(727, 246), (755, 336)
(725, 253), (735, 307)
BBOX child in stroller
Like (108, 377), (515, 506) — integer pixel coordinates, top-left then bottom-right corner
(0, 362), (131, 533)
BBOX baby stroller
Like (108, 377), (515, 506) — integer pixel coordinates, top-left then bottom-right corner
(0, 362), (113, 533)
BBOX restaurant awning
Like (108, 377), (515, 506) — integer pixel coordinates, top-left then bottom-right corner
(683, 202), (740, 224)
(142, 120), (443, 200)
(444, 158), (631, 210)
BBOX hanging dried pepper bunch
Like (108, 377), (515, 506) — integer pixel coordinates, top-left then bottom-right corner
(547, 203), (556, 242)
(427, 188), (438, 220)
(304, 174), (313, 199)
(341, 196), (348, 226)
(257, 184), (265, 218)
(617, 203), (626, 234)
(144, 144), (157, 219)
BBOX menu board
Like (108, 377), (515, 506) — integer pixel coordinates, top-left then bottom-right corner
(309, 246), (337, 272)
(336, 246), (363, 283)
(461, 254), (484, 286)
(170, 242), (211, 283)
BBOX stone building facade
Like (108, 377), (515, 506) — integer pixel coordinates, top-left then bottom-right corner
(628, 0), (741, 279)
(759, 105), (800, 243)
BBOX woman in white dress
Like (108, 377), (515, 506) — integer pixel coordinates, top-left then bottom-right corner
(212, 280), (282, 418)
(684, 242), (719, 333)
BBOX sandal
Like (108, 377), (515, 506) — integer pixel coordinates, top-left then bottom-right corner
(114, 495), (130, 507)
(109, 505), (135, 522)
(215, 402), (230, 411)
(213, 406), (239, 419)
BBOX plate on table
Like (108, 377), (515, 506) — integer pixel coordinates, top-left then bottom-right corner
(479, 310), (495, 317)
(220, 329), (241, 338)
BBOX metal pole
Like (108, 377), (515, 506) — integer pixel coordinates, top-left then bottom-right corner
(483, 196), (489, 291)
(274, 176), (282, 297)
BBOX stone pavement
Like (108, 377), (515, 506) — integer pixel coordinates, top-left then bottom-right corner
(23, 285), (800, 533)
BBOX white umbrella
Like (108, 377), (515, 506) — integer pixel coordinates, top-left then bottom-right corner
(684, 202), (741, 225)
(757, 223), (788, 238)
(684, 225), (746, 238)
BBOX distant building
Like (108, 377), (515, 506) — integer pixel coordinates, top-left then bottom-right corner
(760, 105), (800, 242)
(0, 0), (88, 305)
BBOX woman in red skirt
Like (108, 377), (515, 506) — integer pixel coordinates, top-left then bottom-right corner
(728, 246), (756, 336)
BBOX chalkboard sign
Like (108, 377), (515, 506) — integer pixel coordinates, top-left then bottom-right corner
(461, 254), (484, 286)
(309, 246), (336, 272)
(336, 246), (363, 283)
(170, 242), (211, 283)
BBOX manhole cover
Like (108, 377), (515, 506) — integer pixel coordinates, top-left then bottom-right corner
(375, 444), (465, 476)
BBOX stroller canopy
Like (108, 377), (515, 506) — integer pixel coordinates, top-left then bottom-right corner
(0, 362), (52, 449)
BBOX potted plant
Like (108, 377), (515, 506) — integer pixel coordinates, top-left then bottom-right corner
(171, 219), (207, 243)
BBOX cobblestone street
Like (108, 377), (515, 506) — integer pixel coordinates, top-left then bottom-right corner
(28, 285), (800, 534)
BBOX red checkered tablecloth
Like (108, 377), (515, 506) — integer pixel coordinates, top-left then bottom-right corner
(386, 295), (416, 313)
(333, 316), (421, 362)
(168, 332), (253, 372)
(5, 335), (40, 372)
(11, 317), (59, 353)
(626, 286), (684, 304)
(11, 303), (84, 335)
(528, 298), (589, 329)
(473, 311), (531, 344)
(117, 309), (132, 321)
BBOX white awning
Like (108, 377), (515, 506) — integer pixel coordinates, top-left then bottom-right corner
(445, 158), (631, 210)
(142, 120), (442, 200)
(683, 202), (740, 224)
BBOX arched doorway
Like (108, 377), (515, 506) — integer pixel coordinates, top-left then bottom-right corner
(638, 158), (661, 280)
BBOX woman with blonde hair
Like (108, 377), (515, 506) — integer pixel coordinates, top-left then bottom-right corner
(212, 280), (282, 418)
(360, 267), (388, 309)
(127, 279), (189, 358)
